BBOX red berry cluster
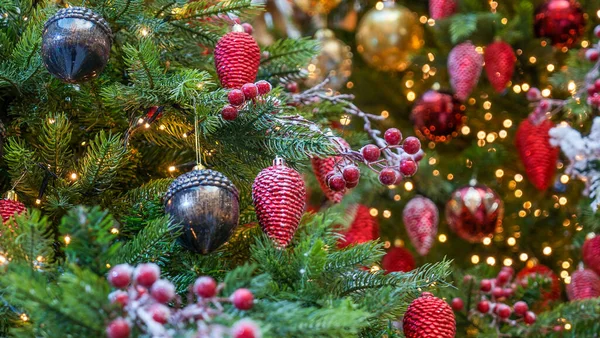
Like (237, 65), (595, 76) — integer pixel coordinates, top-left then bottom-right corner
(106, 263), (259, 338)
(586, 79), (600, 109)
(450, 268), (536, 331)
(222, 80), (274, 120)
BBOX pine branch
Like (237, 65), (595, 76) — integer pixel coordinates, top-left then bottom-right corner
(36, 113), (72, 176)
(113, 215), (179, 265)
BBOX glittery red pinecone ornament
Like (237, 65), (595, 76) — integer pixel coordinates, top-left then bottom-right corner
(0, 191), (25, 223)
(516, 265), (561, 308)
(448, 42), (483, 101)
(382, 247), (415, 273)
(567, 268), (600, 301)
(214, 25), (260, 89)
(534, 0), (585, 49)
(252, 158), (306, 248)
(403, 196), (438, 256)
(516, 118), (558, 191)
(311, 138), (349, 203)
(429, 0), (457, 20)
(484, 41), (516, 93)
(403, 292), (456, 338)
(338, 205), (379, 248)
(583, 236), (600, 276)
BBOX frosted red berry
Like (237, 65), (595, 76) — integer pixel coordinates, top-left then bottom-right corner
(497, 304), (511, 319)
(477, 300), (490, 313)
(228, 89), (245, 106)
(345, 180), (359, 189)
(497, 271), (510, 285)
(361, 145), (381, 162)
(514, 301), (528, 316)
(106, 318), (130, 338)
(586, 49), (599, 62)
(539, 100), (550, 111)
(502, 288), (514, 298)
(328, 174), (346, 192)
(232, 319), (260, 338)
(526, 88), (542, 101)
(151, 279), (175, 303)
(221, 105), (239, 121)
(286, 82), (299, 93)
(134, 263), (160, 288)
(384, 128), (402, 145)
(194, 276), (217, 298)
(524, 311), (536, 324)
(399, 159), (417, 177)
(108, 264), (133, 288)
(480, 279), (492, 292)
(241, 83), (259, 100)
(501, 266), (514, 276)
(149, 304), (170, 324)
(403, 137), (421, 155)
(451, 298), (464, 311)
(463, 275), (474, 283)
(492, 287), (504, 299)
(109, 290), (129, 307)
(342, 165), (360, 183)
(231, 288), (254, 310)
(255, 80), (272, 95)
(241, 23), (253, 35)
(379, 168), (398, 186)
(595, 25), (600, 38)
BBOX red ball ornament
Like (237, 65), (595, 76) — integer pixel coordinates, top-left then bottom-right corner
(403, 292), (456, 338)
(534, 0), (586, 49)
(311, 138), (349, 203)
(429, 0), (457, 20)
(484, 41), (516, 93)
(516, 118), (559, 191)
(381, 247), (415, 273)
(252, 157), (306, 248)
(582, 236), (600, 276)
(448, 42), (483, 101)
(403, 196), (438, 256)
(410, 90), (465, 143)
(516, 265), (561, 307)
(567, 268), (600, 300)
(214, 25), (261, 89)
(338, 205), (379, 248)
(0, 192), (26, 223)
(445, 185), (503, 242)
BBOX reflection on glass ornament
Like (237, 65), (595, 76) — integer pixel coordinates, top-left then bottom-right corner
(305, 29), (352, 90)
(534, 0), (585, 48)
(356, 2), (424, 72)
(410, 90), (465, 143)
(293, 0), (342, 15)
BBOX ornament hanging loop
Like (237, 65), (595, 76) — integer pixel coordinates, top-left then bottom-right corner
(273, 156), (286, 166)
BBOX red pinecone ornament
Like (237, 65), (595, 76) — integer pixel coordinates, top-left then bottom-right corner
(429, 0), (457, 20)
(252, 158), (306, 248)
(484, 41), (516, 93)
(516, 118), (558, 191)
(403, 292), (456, 338)
(0, 197), (25, 223)
(567, 268), (600, 300)
(382, 247), (415, 273)
(311, 138), (349, 203)
(448, 42), (483, 101)
(403, 196), (438, 256)
(214, 25), (260, 89)
(516, 265), (561, 307)
(583, 236), (600, 276)
(338, 205), (379, 248)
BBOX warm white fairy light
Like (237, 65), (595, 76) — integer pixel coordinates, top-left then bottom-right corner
(438, 234), (447, 243)
(543, 246), (552, 255)
(471, 255), (480, 264)
(64, 235), (71, 245)
(519, 253), (528, 261)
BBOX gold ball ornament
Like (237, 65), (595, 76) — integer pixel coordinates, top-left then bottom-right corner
(356, 3), (424, 72)
(306, 29), (352, 90)
(293, 0), (342, 15)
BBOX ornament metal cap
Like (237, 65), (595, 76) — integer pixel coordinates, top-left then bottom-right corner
(232, 24), (245, 33)
(4, 190), (18, 201)
(44, 7), (113, 39)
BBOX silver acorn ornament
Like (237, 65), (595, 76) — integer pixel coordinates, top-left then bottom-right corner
(164, 168), (240, 254)
(42, 7), (112, 83)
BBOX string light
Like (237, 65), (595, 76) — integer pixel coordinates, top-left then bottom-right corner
(503, 119), (513, 128)
(507, 237), (516, 246)
(110, 228), (119, 234)
(519, 253), (528, 261)
(69, 173), (78, 180)
(547, 64), (555, 72)
(64, 235), (71, 245)
(461, 126), (471, 135)
(369, 208), (378, 217)
(393, 194), (401, 201)
(404, 182), (414, 191)
(486, 257), (496, 266)
(503, 258), (513, 266)
(168, 166), (176, 172)
(381, 110), (389, 118)
(560, 175), (569, 184)
(35, 199), (41, 205)
(407, 91), (416, 101)
(541, 88), (551, 97)
(20, 313), (28, 322)
(483, 237), (492, 245)
(514, 174), (523, 182)
(438, 234), (447, 243)
(383, 210), (391, 218)
(495, 169), (504, 178)
(375, 1), (384, 10)
(562, 261), (570, 269)
(543, 246), (552, 255)
(471, 255), (480, 264)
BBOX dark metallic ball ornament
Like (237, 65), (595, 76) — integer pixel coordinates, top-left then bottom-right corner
(42, 7), (112, 83)
(164, 169), (240, 254)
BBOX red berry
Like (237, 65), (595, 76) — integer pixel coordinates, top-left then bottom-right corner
(361, 145), (381, 162)
(595, 25), (600, 38)
(109, 290), (129, 307)
(463, 275), (474, 283)
(150, 279), (175, 303)
(106, 318), (130, 338)
(241, 23), (253, 35)
(514, 301), (528, 316)
(451, 298), (464, 311)
(133, 263), (160, 288)
(328, 174), (346, 192)
(403, 137), (421, 155)
(492, 287), (504, 299)
(413, 150), (425, 162)
(108, 264), (133, 288)
(345, 180), (359, 189)
(399, 159), (417, 177)
(526, 88), (541, 101)
(539, 100), (550, 111)
(501, 266), (514, 277)
(594, 79), (600, 91)
(228, 89), (245, 106)
(135, 285), (147, 299)
(221, 105), (239, 121)
(524, 311), (536, 324)
(378, 168), (398, 186)
(497, 271), (511, 285)
(194, 276), (217, 298)
(588, 85), (597, 96)
(586, 49), (599, 62)
(232, 319), (261, 338)
(480, 279), (492, 292)
(477, 300), (490, 313)
(502, 288), (514, 298)
(149, 303), (170, 324)
(342, 165), (360, 183)
(231, 288), (254, 310)
(255, 80), (272, 95)
(497, 303), (511, 319)
(241, 83), (259, 100)
(384, 128), (402, 145)
(286, 82), (299, 93)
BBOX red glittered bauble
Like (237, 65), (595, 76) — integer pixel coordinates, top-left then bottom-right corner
(445, 185), (503, 243)
(403, 196), (438, 256)
(214, 25), (260, 89)
(403, 292), (456, 338)
(516, 118), (558, 191)
(382, 247), (415, 273)
(583, 236), (600, 276)
(448, 41), (483, 101)
(410, 90), (465, 143)
(311, 138), (350, 203)
(567, 268), (600, 301)
(484, 41), (516, 93)
(338, 205), (379, 248)
(534, 0), (586, 49)
(516, 265), (561, 306)
(0, 198), (26, 223)
(429, 0), (457, 20)
(252, 158), (306, 248)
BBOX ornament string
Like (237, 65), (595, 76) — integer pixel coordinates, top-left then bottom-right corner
(193, 97), (204, 170)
